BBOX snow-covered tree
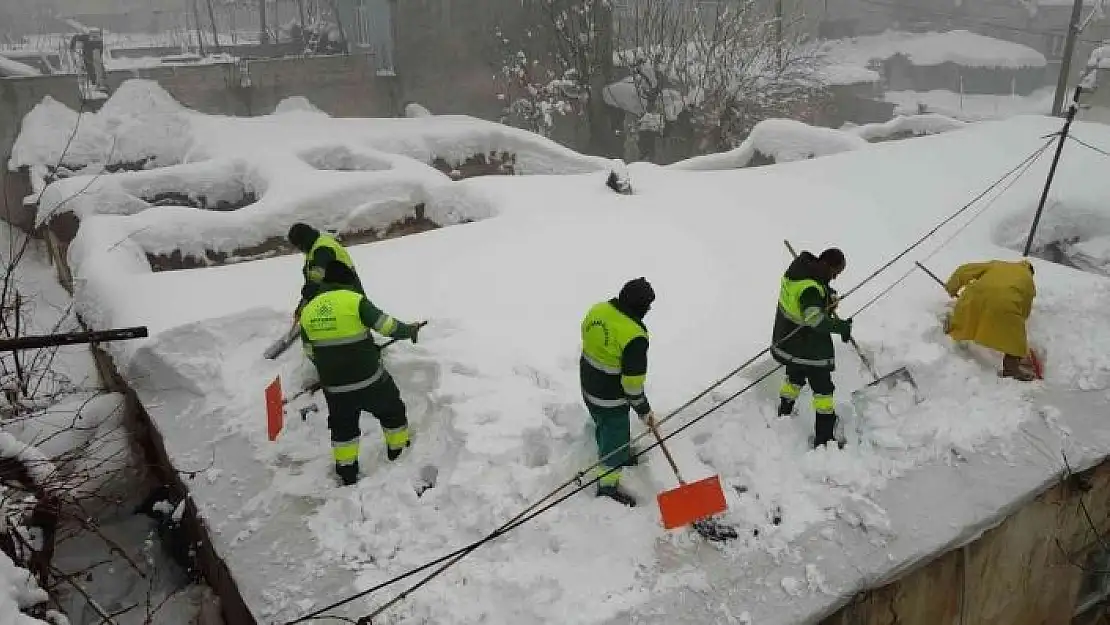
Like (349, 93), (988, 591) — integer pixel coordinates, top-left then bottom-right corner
(494, 0), (829, 161)
(494, 0), (620, 156)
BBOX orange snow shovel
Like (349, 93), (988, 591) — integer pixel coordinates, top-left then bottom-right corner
(646, 418), (737, 541)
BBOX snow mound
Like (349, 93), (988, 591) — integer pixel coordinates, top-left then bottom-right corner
(0, 551), (54, 625)
(8, 81), (197, 201)
(822, 30), (1047, 69)
(404, 102), (434, 118)
(669, 118), (871, 170)
(846, 114), (968, 141)
(5, 393), (132, 500)
(18, 79), (618, 235)
(1088, 45), (1110, 70)
(96, 79), (187, 119)
(273, 96), (327, 115)
(9, 97), (113, 171)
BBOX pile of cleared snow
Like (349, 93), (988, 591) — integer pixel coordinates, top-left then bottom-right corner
(670, 118), (870, 170)
(822, 30), (1047, 69)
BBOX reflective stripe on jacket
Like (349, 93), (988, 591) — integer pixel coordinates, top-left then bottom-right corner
(300, 289), (384, 393)
(579, 300), (651, 414)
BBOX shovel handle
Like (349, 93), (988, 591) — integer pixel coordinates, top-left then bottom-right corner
(646, 417), (687, 486)
(915, 261), (947, 290)
(783, 241), (879, 381)
(282, 328), (422, 405)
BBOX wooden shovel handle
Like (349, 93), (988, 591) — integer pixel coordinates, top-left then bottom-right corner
(646, 417), (686, 485)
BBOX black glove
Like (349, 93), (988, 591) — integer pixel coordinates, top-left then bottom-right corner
(407, 321), (427, 344)
(836, 317), (853, 343)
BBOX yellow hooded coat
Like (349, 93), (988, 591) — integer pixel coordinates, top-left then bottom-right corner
(945, 260), (1035, 357)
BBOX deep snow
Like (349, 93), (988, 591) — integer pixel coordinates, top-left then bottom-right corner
(13, 83), (1110, 624)
(820, 29), (1048, 69)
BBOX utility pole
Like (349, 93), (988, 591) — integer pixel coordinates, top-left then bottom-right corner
(205, 0), (222, 52)
(190, 0), (206, 56)
(1024, 86), (1082, 257)
(258, 0), (269, 44)
(776, 0), (784, 70)
(1051, 0), (1084, 117)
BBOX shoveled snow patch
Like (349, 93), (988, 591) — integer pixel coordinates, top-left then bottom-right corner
(669, 119), (870, 170)
(821, 30), (1047, 69)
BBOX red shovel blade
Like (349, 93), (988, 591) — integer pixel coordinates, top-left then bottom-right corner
(1027, 348), (1044, 380)
(265, 376), (284, 441)
(656, 474), (728, 530)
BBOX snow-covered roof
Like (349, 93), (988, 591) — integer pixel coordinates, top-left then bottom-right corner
(19, 85), (1110, 623)
(821, 30), (1048, 70)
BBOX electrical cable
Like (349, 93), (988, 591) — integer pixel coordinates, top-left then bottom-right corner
(1067, 134), (1110, 158)
(280, 137), (1059, 625)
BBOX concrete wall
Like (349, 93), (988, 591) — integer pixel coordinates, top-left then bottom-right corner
(821, 458), (1110, 625)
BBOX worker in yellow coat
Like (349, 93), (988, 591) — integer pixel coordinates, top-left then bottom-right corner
(944, 259), (1037, 381)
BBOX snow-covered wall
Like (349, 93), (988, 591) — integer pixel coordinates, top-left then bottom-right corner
(10, 80), (620, 290)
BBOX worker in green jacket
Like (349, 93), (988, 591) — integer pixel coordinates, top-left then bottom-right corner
(299, 261), (424, 485)
(771, 248), (851, 449)
(580, 277), (656, 507)
(288, 222), (365, 317)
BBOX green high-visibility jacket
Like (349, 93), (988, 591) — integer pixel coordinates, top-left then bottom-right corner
(771, 252), (841, 370)
(579, 299), (652, 416)
(300, 233), (363, 303)
(299, 284), (416, 394)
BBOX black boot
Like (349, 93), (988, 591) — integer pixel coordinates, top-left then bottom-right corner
(335, 462), (360, 486)
(386, 441), (411, 461)
(597, 484), (637, 507)
(813, 413), (844, 449)
(778, 398), (796, 417)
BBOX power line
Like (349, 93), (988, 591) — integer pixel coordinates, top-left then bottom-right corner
(280, 136), (1060, 625)
(1068, 133), (1110, 157)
